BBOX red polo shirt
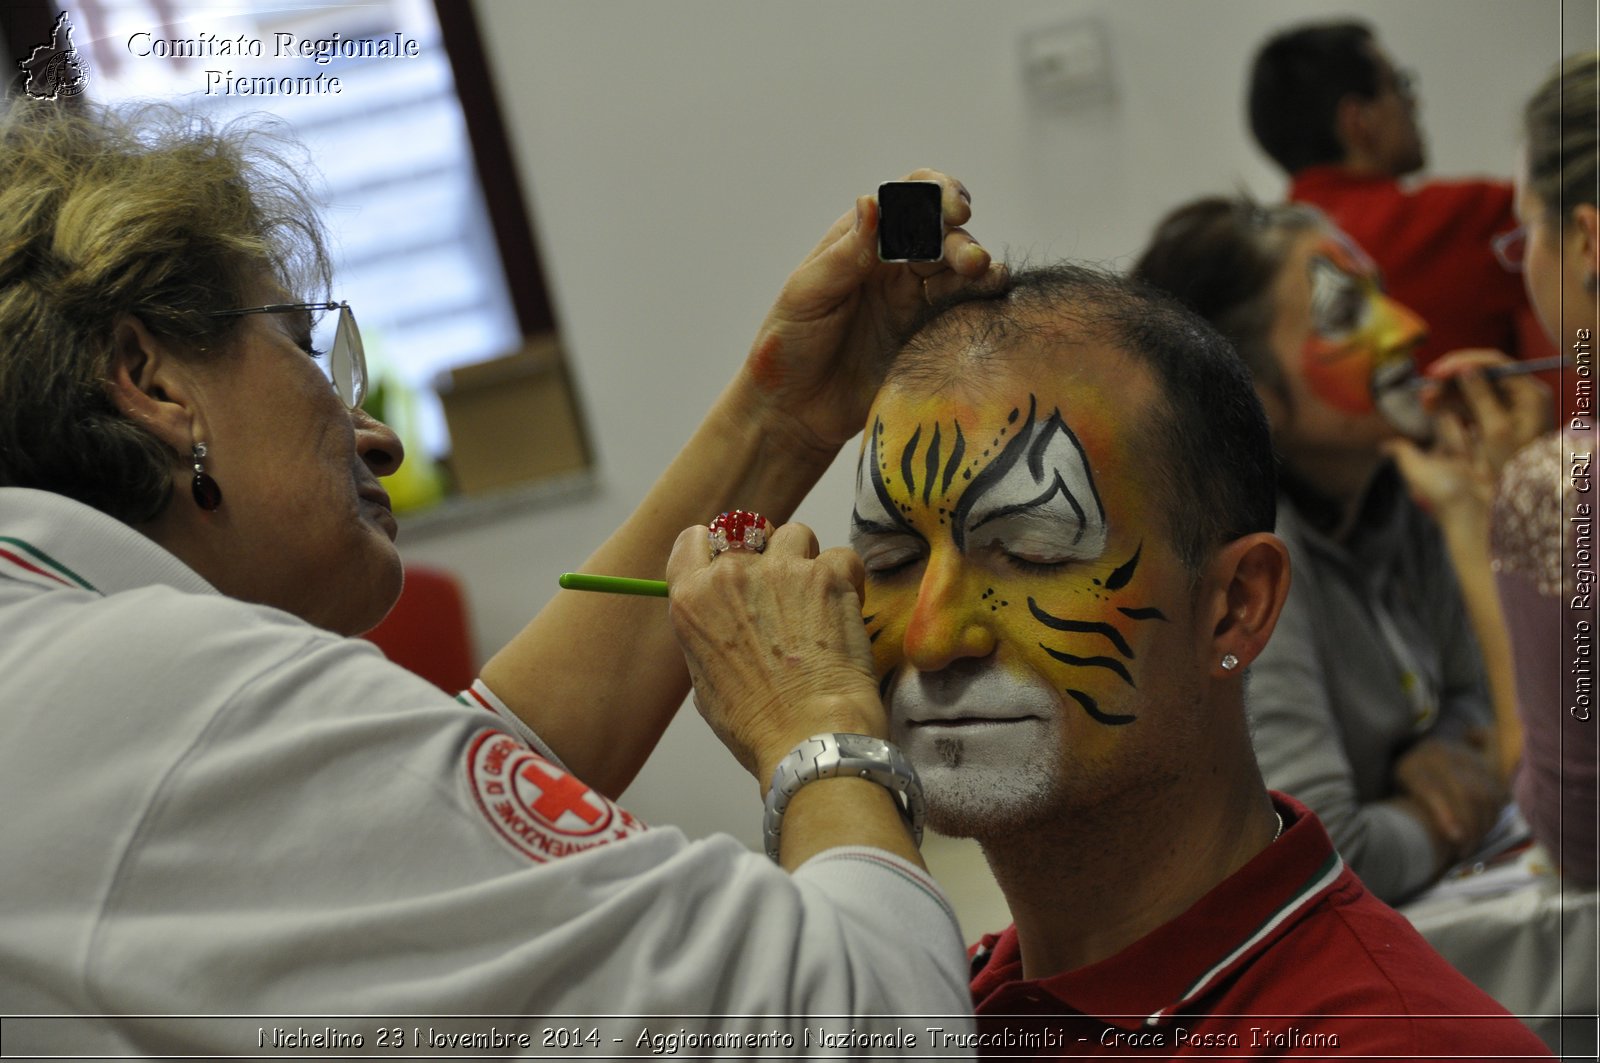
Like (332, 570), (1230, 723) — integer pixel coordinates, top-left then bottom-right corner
(1290, 165), (1558, 389)
(967, 794), (1551, 1059)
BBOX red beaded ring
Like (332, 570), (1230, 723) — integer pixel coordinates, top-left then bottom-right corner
(708, 510), (768, 558)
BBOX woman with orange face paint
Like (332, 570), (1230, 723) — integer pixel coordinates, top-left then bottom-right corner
(1132, 199), (1508, 904)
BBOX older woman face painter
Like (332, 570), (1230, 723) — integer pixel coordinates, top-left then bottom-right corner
(0, 93), (1002, 1049)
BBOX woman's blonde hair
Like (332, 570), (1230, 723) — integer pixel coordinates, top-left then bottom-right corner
(1523, 51), (1600, 222)
(0, 96), (331, 523)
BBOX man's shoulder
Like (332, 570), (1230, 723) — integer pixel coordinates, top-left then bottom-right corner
(1258, 865), (1454, 997)
(1228, 865), (1548, 1053)
(963, 818), (1549, 1057)
(1289, 165), (1513, 234)
(1288, 163), (1400, 204)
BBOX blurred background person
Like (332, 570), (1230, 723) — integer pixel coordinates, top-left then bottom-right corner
(1387, 51), (1600, 891)
(1357, 59), (1598, 1053)
(1132, 198), (1508, 904)
(1249, 19), (1559, 388)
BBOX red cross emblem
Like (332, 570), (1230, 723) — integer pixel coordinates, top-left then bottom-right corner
(519, 759), (605, 828)
(465, 729), (640, 863)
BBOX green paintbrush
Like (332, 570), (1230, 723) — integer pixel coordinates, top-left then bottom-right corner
(557, 572), (669, 598)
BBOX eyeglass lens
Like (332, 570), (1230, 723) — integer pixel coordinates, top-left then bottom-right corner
(1492, 227), (1526, 273)
(325, 303), (367, 409)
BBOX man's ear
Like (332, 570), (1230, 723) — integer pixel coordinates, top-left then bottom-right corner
(1333, 94), (1372, 163)
(105, 315), (201, 452)
(1200, 532), (1291, 678)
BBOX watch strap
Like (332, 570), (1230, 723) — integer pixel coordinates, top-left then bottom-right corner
(762, 733), (925, 861)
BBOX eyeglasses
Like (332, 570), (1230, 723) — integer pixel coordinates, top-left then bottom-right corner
(1491, 226), (1527, 273)
(207, 301), (367, 409)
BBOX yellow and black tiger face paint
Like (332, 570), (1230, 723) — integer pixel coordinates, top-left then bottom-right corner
(852, 353), (1199, 831)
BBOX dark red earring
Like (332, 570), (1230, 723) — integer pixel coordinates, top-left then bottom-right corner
(191, 442), (222, 511)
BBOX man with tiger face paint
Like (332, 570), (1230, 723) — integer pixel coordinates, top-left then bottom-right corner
(854, 262), (1288, 951)
(848, 264), (1550, 1056)
(855, 377), (1219, 837)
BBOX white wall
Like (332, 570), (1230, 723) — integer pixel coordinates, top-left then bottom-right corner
(401, 0), (1596, 854)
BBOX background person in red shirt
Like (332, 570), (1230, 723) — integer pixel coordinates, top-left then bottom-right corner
(1247, 19), (1557, 387)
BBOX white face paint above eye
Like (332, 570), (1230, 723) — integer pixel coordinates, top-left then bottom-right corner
(968, 510), (1086, 565)
(851, 419), (924, 572)
(853, 533), (922, 573)
(854, 402), (1109, 570)
(958, 407), (1107, 563)
(1308, 257), (1371, 339)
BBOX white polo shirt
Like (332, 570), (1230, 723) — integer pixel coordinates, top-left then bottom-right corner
(0, 488), (971, 1056)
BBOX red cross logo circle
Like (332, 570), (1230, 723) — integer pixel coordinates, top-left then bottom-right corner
(467, 729), (638, 862)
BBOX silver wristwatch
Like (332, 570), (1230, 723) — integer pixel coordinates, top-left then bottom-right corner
(762, 733), (926, 861)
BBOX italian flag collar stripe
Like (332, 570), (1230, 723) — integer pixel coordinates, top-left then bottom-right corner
(1146, 851), (1345, 1026)
(0, 536), (99, 593)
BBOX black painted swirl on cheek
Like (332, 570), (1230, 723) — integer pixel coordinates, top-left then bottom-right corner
(861, 610), (897, 697)
(1065, 689), (1135, 726)
(1028, 543), (1169, 727)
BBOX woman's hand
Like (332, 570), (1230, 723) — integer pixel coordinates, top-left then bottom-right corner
(1393, 734), (1507, 870)
(1386, 406), (1496, 521)
(1390, 348), (1553, 519)
(666, 520), (886, 789)
(1421, 349), (1553, 479)
(736, 169), (1002, 465)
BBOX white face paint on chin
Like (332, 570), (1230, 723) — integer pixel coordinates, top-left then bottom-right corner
(1374, 377), (1433, 441)
(887, 664), (1063, 837)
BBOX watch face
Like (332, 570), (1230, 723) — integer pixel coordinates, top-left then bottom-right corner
(834, 734), (888, 759)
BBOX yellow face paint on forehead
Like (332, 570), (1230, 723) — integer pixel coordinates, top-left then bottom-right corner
(1300, 234), (1428, 428)
(852, 385), (1184, 730)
